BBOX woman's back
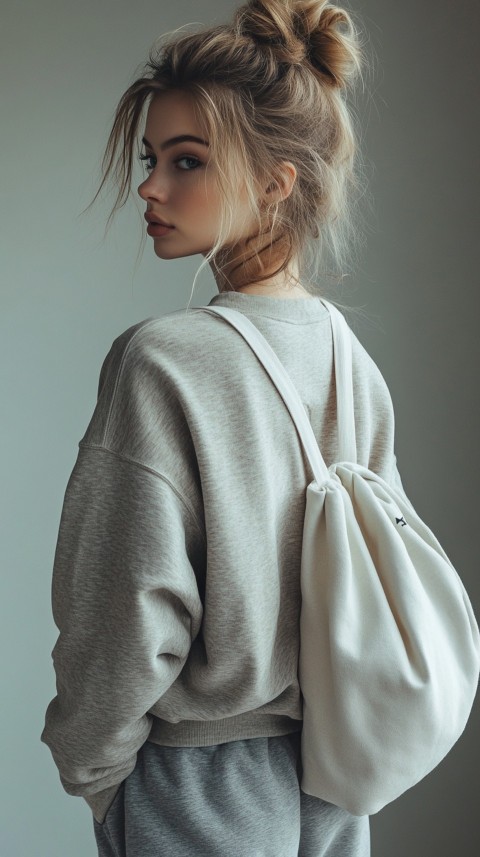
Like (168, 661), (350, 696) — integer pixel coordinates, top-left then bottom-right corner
(47, 291), (407, 764)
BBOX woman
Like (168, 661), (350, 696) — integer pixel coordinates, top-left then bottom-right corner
(41, 1), (403, 854)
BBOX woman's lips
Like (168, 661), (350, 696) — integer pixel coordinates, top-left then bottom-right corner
(146, 223), (175, 237)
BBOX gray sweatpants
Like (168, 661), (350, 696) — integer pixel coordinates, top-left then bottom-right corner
(93, 731), (370, 857)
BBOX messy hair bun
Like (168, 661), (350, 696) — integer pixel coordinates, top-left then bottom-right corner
(235, 0), (363, 88)
(85, 0), (370, 300)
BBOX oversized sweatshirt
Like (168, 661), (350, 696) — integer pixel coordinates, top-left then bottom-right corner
(40, 289), (412, 824)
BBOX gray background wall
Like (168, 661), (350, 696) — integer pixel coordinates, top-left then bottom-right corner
(1, 1), (478, 855)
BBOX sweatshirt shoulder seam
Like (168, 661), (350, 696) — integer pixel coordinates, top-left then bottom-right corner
(78, 442), (207, 547)
(102, 318), (167, 446)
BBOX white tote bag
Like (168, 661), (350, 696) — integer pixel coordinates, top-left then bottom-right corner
(196, 299), (480, 816)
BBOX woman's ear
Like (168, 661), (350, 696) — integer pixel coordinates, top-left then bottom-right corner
(264, 161), (297, 201)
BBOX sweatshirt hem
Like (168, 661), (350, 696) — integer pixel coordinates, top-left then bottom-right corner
(147, 713), (303, 747)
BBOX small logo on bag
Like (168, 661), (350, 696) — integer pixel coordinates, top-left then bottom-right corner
(396, 516), (407, 527)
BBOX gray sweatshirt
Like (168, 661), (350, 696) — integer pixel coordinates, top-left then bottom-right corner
(40, 290), (410, 823)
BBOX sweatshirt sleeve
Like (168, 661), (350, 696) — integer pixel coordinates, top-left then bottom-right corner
(40, 443), (204, 822)
(350, 329), (416, 515)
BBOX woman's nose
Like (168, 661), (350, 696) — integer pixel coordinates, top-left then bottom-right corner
(137, 174), (168, 202)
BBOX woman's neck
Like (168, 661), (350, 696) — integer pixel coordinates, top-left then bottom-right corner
(211, 224), (312, 298)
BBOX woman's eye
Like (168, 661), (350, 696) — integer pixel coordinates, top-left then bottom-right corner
(139, 154), (202, 172)
(176, 156), (202, 171)
(139, 153), (156, 172)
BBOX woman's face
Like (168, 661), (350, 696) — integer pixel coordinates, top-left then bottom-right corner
(137, 89), (256, 262)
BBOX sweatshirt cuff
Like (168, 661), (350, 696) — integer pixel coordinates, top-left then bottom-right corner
(83, 781), (124, 825)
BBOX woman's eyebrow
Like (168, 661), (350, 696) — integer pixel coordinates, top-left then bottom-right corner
(142, 134), (210, 151)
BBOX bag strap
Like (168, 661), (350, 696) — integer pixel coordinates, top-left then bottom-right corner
(192, 299), (357, 486)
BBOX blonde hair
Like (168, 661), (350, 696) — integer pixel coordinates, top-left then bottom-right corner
(83, 0), (372, 310)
